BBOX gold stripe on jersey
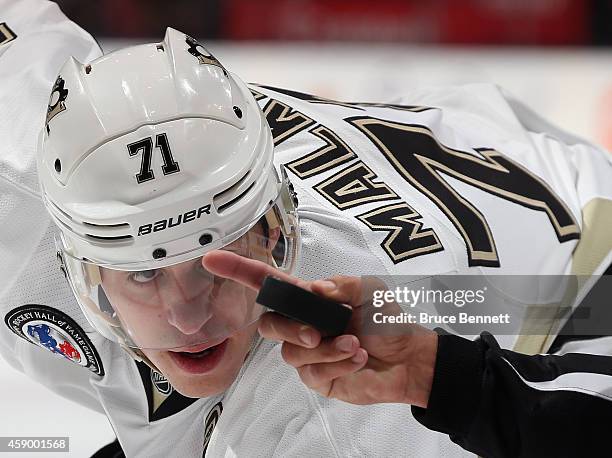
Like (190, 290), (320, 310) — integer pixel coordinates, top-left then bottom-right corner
(513, 198), (612, 355)
(569, 198), (612, 277)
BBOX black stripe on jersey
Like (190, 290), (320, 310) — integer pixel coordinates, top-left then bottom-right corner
(0, 23), (17, 46)
(286, 124), (356, 179)
(257, 84), (435, 113)
(135, 361), (197, 422)
(262, 98), (315, 146)
(347, 117), (581, 267)
(356, 202), (444, 263)
(314, 160), (399, 210)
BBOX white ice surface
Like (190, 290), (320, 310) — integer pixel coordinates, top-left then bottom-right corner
(0, 357), (115, 458)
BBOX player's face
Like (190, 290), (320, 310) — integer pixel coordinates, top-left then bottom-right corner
(100, 224), (279, 397)
(142, 321), (260, 398)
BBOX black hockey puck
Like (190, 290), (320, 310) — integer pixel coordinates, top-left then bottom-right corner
(256, 276), (352, 337)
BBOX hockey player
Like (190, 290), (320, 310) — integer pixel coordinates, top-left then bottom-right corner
(2, 1), (611, 457)
(0, 3), (469, 455)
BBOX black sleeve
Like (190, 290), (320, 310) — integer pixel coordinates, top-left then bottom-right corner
(411, 331), (612, 457)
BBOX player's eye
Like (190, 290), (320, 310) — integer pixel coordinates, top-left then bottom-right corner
(129, 270), (159, 284)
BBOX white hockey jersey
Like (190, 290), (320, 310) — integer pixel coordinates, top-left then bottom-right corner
(1, 1), (611, 457)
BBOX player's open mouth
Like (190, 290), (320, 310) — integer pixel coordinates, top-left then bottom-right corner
(167, 339), (228, 374)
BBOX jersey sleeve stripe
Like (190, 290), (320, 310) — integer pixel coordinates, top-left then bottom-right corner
(501, 356), (612, 402)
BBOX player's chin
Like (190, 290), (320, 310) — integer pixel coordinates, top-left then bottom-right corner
(143, 331), (253, 398)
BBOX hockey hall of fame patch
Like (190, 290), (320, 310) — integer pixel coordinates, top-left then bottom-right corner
(4, 304), (104, 376)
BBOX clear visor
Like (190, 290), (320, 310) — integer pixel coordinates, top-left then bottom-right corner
(59, 187), (299, 351)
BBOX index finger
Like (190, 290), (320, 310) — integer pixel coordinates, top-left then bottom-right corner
(202, 250), (310, 292)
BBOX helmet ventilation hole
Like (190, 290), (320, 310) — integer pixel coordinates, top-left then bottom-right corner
(199, 233), (213, 246)
(233, 106), (243, 119)
(152, 248), (167, 259)
(54, 159), (62, 173)
(156, 44), (165, 52)
(85, 64), (92, 74)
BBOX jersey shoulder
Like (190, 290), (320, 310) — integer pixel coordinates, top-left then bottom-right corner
(1, 221), (107, 378)
(0, 0), (106, 378)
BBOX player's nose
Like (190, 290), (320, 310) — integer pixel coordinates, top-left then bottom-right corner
(160, 264), (216, 334)
(165, 298), (214, 335)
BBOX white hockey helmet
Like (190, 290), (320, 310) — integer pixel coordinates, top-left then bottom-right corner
(37, 29), (300, 352)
